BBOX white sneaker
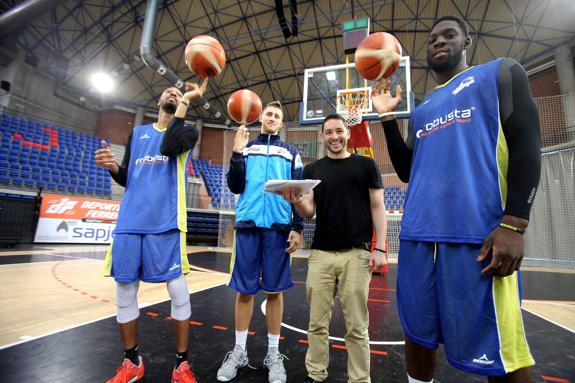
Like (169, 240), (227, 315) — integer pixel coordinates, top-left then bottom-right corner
(216, 345), (249, 382)
(263, 347), (288, 383)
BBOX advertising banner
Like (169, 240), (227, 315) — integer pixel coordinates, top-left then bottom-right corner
(34, 193), (119, 244)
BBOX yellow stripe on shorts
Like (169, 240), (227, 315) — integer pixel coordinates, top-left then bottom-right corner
(103, 241), (113, 277)
(493, 273), (535, 373)
(180, 230), (190, 274)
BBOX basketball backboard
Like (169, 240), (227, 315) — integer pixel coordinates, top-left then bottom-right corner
(301, 56), (412, 125)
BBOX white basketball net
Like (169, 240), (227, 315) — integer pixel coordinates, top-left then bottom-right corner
(337, 90), (370, 127)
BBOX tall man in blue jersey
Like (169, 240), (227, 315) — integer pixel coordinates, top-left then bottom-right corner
(372, 16), (541, 383)
(96, 80), (207, 383)
(216, 101), (303, 383)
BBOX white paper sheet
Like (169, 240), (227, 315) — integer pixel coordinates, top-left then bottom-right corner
(263, 179), (321, 194)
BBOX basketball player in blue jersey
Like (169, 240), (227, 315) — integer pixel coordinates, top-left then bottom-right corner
(216, 101), (303, 383)
(95, 79), (207, 383)
(372, 16), (541, 383)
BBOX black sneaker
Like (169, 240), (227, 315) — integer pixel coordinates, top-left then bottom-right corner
(304, 377), (322, 383)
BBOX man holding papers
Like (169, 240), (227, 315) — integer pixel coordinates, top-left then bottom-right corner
(279, 114), (387, 383)
(218, 101), (303, 383)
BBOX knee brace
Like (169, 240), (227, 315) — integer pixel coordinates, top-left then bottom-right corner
(116, 281), (140, 324)
(167, 274), (191, 321)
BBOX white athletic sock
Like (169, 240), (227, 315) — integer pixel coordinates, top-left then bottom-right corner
(268, 333), (280, 349)
(408, 374), (433, 383)
(235, 329), (248, 351)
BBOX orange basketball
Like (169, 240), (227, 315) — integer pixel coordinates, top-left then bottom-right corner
(354, 32), (402, 80)
(184, 35), (226, 78)
(227, 90), (263, 124)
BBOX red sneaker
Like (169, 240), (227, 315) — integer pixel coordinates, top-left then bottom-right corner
(106, 357), (144, 383)
(171, 361), (198, 383)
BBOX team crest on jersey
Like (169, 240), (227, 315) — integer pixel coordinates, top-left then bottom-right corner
(452, 76), (475, 95)
(139, 133), (151, 139)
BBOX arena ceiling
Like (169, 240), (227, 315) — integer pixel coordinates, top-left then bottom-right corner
(2, 0), (575, 123)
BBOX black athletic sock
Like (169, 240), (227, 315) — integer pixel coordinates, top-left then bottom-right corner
(124, 345), (140, 366)
(176, 350), (188, 368)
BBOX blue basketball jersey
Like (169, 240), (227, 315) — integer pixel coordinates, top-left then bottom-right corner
(115, 123), (190, 234)
(402, 59), (507, 243)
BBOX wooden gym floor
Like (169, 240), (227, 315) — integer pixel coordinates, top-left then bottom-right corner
(0, 245), (573, 382)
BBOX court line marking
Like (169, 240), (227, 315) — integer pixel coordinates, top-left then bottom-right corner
(523, 299), (575, 306)
(0, 282), (227, 350)
(260, 300), (405, 346)
(521, 307), (575, 334)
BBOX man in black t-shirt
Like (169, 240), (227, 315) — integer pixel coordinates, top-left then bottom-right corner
(279, 114), (387, 383)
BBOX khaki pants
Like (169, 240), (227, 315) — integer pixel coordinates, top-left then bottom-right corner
(305, 248), (372, 383)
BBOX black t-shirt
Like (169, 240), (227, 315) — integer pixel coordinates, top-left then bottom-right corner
(302, 154), (383, 251)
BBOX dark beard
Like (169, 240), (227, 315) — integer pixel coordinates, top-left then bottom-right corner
(161, 101), (177, 114)
(428, 49), (463, 73)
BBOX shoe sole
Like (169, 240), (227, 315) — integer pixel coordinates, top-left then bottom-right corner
(217, 363), (249, 382)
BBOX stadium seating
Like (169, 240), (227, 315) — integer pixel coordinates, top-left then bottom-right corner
(191, 159), (237, 210)
(384, 186), (406, 210)
(0, 112), (111, 197)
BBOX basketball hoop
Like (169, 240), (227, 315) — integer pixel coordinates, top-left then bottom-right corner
(336, 89), (370, 127)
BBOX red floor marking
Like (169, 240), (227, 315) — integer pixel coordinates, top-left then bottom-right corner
(52, 261), (113, 305)
(298, 339), (309, 345)
(541, 376), (571, 383)
(212, 325), (228, 331)
(369, 349), (388, 356)
(248, 331), (255, 336)
(368, 298), (390, 303)
(190, 321), (203, 326)
(166, 316), (173, 321)
(331, 344), (347, 350)
(146, 312), (159, 317)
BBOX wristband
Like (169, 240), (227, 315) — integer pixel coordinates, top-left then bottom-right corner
(374, 247), (387, 253)
(498, 222), (525, 235)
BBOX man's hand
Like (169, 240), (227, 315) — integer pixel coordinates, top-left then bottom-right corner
(286, 230), (301, 253)
(477, 216), (527, 277)
(371, 79), (403, 115)
(182, 78), (208, 104)
(369, 249), (388, 271)
(95, 140), (119, 174)
(233, 124), (249, 153)
(276, 187), (303, 204)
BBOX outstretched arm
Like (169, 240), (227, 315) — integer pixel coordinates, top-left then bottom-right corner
(372, 79), (414, 182)
(161, 79), (207, 156)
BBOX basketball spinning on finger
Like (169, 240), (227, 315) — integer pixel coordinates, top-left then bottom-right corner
(354, 32), (402, 80)
(184, 35), (226, 78)
(227, 90), (263, 124)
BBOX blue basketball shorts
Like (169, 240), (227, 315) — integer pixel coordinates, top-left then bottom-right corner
(103, 229), (189, 283)
(228, 227), (294, 295)
(396, 240), (535, 376)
